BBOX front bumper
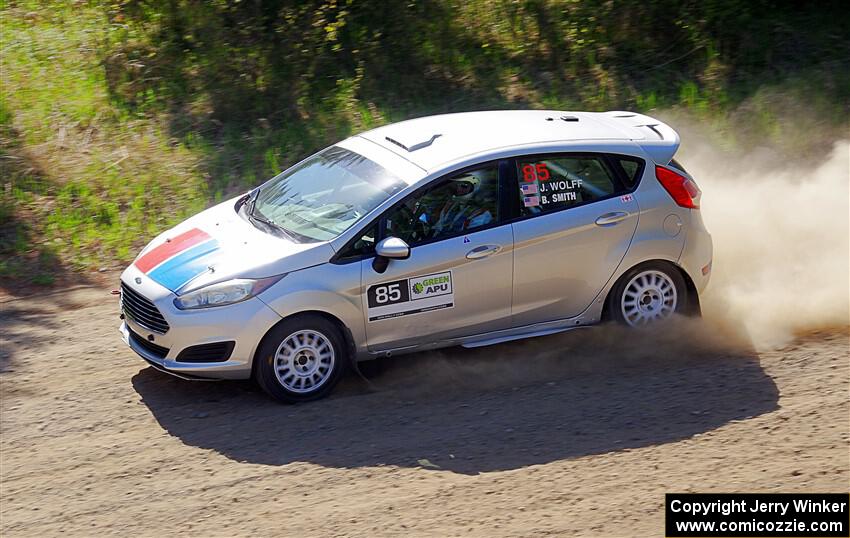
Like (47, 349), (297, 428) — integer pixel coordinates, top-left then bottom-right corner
(120, 321), (258, 380)
(119, 267), (282, 380)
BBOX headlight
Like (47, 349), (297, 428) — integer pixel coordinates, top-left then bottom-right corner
(173, 276), (284, 310)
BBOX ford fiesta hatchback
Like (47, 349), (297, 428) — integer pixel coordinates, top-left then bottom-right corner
(119, 110), (712, 402)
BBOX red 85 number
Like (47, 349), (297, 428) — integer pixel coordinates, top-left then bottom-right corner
(521, 162), (550, 182)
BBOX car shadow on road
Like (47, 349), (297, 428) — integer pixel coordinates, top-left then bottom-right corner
(131, 320), (779, 475)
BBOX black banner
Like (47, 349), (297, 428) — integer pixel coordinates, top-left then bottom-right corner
(666, 493), (849, 537)
(366, 278), (410, 309)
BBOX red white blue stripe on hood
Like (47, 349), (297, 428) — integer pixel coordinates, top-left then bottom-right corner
(134, 228), (220, 292)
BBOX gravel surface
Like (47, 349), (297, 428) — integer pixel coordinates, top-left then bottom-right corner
(1, 283), (848, 537)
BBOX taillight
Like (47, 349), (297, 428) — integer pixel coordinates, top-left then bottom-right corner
(655, 165), (700, 209)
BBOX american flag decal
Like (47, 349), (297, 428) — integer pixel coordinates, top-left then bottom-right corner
(520, 183), (538, 195)
(523, 195), (540, 207)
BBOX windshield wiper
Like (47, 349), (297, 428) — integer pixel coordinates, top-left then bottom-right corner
(247, 197), (299, 242)
(249, 210), (297, 242)
(245, 188), (260, 215)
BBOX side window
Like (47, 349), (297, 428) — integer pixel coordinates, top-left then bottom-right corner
(616, 156), (645, 189)
(516, 156), (623, 216)
(384, 165), (500, 245)
(336, 223), (377, 261)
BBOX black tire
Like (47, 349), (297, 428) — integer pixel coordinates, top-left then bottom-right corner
(254, 314), (348, 403)
(607, 261), (689, 327)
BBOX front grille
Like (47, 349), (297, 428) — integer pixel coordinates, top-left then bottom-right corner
(176, 341), (235, 363)
(121, 282), (170, 334)
(128, 327), (170, 359)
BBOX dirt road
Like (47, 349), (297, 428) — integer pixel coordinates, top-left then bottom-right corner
(1, 282), (848, 537)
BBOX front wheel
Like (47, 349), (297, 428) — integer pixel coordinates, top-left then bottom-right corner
(608, 262), (688, 327)
(255, 315), (347, 403)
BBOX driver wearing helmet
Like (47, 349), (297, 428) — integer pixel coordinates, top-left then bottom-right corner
(432, 172), (495, 235)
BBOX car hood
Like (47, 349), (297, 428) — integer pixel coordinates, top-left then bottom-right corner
(132, 196), (335, 293)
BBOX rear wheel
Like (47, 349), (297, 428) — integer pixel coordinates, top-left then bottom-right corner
(255, 315), (347, 403)
(608, 262), (688, 327)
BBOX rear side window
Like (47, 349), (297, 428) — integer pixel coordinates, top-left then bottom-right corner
(516, 155), (623, 216)
(617, 157), (645, 188)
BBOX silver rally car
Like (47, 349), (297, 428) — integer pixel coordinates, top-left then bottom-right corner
(119, 110), (712, 402)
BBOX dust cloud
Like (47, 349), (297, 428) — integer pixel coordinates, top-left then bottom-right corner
(373, 124), (849, 394)
(680, 137), (849, 349)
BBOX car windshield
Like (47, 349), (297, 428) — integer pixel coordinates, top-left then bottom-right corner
(251, 146), (406, 242)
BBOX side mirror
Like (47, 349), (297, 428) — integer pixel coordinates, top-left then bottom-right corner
(375, 236), (410, 259)
(373, 236), (410, 273)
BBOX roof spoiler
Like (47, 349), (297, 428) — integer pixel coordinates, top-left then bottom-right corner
(599, 111), (680, 164)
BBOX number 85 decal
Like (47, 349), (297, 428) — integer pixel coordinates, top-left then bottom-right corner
(522, 162), (550, 182)
(367, 279), (410, 308)
(375, 283), (402, 303)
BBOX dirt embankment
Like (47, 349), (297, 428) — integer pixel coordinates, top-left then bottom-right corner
(1, 283), (847, 537)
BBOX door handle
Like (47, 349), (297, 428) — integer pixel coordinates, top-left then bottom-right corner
(466, 245), (502, 260)
(595, 211), (630, 226)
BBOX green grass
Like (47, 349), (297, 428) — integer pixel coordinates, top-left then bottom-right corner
(1, 2), (207, 282)
(1, 0), (848, 287)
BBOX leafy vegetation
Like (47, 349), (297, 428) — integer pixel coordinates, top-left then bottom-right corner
(1, 0), (848, 287)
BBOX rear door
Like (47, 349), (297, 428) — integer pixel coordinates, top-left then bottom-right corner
(510, 153), (641, 326)
(358, 161), (514, 351)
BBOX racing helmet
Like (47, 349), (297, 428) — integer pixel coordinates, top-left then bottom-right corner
(450, 173), (483, 200)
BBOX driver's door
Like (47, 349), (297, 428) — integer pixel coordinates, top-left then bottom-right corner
(360, 162), (514, 352)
